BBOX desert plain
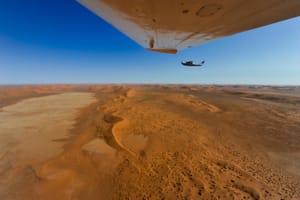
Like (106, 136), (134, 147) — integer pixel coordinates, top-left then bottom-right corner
(0, 84), (299, 200)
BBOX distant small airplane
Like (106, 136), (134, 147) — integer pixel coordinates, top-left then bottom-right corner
(181, 60), (205, 67)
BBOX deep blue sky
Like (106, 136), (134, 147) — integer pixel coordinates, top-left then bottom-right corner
(0, 0), (299, 85)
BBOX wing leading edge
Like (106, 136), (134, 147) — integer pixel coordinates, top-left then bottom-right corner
(77, 0), (300, 54)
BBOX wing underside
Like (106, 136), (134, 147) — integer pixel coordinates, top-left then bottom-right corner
(77, 0), (300, 53)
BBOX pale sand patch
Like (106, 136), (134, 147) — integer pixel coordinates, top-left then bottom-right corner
(112, 119), (149, 156)
(82, 138), (115, 156)
(0, 92), (96, 164)
(268, 152), (300, 176)
(122, 134), (148, 155)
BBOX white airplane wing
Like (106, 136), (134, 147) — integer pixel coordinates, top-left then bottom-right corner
(77, 0), (300, 54)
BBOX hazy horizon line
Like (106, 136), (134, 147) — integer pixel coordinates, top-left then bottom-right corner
(0, 83), (299, 87)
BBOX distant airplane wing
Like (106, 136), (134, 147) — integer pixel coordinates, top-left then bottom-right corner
(77, 0), (300, 54)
